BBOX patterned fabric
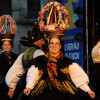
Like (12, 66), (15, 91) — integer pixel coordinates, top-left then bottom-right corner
(0, 15), (17, 34)
(47, 52), (63, 81)
(31, 55), (77, 95)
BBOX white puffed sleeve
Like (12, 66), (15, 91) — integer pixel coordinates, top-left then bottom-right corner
(33, 49), (45, 58)
(25, 49), (44, 89)
(68, 63), (90, 92)
(26, 65), (39, 89)
(5, 53), (25, 89)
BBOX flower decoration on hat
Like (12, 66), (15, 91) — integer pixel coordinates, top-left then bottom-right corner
(38, 1), (69, 36)
(0, 15), (17, 41)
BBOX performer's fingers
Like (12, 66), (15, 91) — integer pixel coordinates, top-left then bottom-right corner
(26, 91), (29, 96)
(90, 93), (95, 99)
(24, 89), (29, 96)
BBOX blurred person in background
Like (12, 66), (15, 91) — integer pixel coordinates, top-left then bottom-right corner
(0, 40), (18, 100)
(91, 35), (100, 100)
(0, 14), (18, 100)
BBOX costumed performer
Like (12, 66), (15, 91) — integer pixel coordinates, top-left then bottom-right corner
(24, 36), (95, 100)
(0, 15), (18, 100)
(24, 1), (95, 100)
(5, 22), (48, 99)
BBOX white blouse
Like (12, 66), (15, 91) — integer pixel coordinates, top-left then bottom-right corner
(26, 62), (90, 92)
(5, 49), (44, 89)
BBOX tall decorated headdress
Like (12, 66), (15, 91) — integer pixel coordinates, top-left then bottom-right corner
(0, 15), (17, 41)
(38, 1), (69, 37)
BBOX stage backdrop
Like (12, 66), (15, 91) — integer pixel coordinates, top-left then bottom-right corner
(62, 0), (83, 67)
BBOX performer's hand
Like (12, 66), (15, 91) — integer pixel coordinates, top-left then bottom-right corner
(24, 88), (31, 96)
(88, 90), (95, 99)
(8, 89), (15, 99)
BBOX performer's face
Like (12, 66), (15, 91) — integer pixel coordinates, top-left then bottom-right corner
(2, 41), (12, 53)
(49, 37), (61, 54)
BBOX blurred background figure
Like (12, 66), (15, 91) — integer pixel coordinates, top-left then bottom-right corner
(91, 35), (100, 100)
(0, 15), (18, 100)
(0, 40), (18, 100)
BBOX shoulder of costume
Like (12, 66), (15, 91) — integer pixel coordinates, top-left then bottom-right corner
(0, 52), (4, 56)
(24, 45), (39, 53)
(31, 55), (47, 70)
(10, 52), (18, 57)
(0, 51), (6, 56)
(58, 56), (75, 69)
(22, 45), (39, 59)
